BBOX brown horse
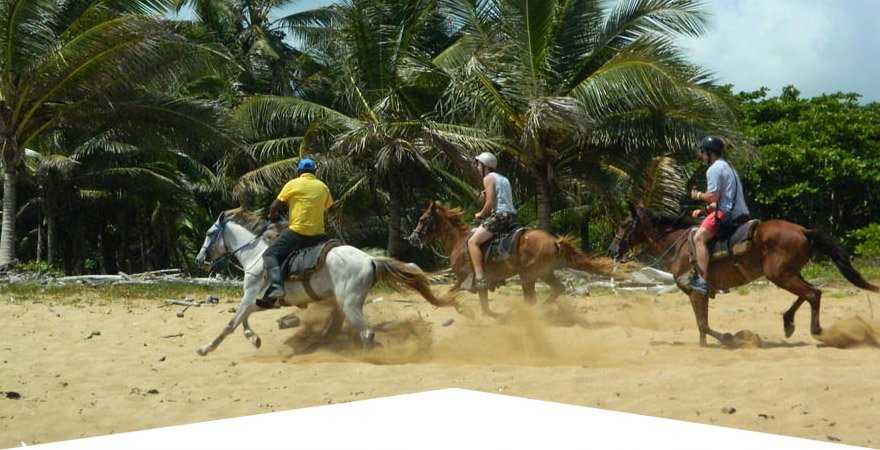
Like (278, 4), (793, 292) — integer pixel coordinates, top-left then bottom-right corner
(610, 204), (879, 346)
(407, 201), (615, 316)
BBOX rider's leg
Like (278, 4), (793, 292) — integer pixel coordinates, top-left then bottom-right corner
(261, 229), (299, 306)
(692, 226), (715, 294)
(467, 226), (494, 288)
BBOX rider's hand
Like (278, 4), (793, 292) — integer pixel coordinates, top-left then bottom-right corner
(691, 209), (703, 219)
(690, 189), (701, 201)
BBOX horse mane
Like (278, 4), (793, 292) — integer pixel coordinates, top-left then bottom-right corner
(645, 208), (698, 230)
(223, 207), (287, 242)
(433, 202), (470, 232)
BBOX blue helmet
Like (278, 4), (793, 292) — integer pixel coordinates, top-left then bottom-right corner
(297, 158), (316, 172)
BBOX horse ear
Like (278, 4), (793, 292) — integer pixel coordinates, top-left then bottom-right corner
(217, 211), (226, 222)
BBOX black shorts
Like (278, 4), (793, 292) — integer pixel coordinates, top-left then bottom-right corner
(483, 211), (517, 233)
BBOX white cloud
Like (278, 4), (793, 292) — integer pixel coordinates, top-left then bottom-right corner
(680, 0), (880, 102)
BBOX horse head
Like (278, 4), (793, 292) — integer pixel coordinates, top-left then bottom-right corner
(610, 203), (646, 262)
(407, 201), (443, 248)
(195, 211), (229, 266)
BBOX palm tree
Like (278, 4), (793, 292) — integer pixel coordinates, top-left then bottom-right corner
(437, 0), (739, 231)
(174, 0), (310, 96)
(0, 0), (232, 265)
(232, 0), (501, 257)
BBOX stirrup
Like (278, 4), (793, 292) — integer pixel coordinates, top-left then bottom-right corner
(472, 278), (490, 291)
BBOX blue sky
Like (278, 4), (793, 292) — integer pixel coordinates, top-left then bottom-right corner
(679, 0), (880, 102)
(175, 0), (880, 103)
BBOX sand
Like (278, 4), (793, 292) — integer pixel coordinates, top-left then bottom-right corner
(1, 282), (879, 448)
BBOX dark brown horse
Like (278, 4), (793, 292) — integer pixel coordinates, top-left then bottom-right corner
(610, 204), (879, 346)
(407, 201), (615, 316)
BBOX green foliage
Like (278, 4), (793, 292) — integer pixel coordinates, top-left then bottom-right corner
(17, 260), (64, 277)
(847, 224), (880, 257)
(738, 87), (880, 238)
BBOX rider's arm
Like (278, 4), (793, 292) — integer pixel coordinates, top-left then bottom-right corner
(690, 188), (719, 204)
(476, 174), (496, 219)
(268, 199), (286, 220)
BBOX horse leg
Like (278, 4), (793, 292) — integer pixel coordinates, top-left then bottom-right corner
(774, 275), (822, 337)
(319, 306), (345, 341)
(478, 289), (497, 318)
(197, 295), (260, 356)
(521, 277), (537, 305)
(336, 287), (373, 349)
(540, 273), (566, 304)
(241, 317), (262, 348)
(197, 278), (266, 355)
(688, 292), (732, 346)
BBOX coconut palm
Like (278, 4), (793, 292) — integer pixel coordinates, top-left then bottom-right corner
(232, 0), (501, 257)
(437, 0), (740, 231)
(0, 0), (233, 265)
(174, 0), (310, 97)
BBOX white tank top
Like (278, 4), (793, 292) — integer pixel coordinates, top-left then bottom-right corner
(490, 172), (516, 214)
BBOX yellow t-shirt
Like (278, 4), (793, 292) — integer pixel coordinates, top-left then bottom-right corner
(277, 173), (334, 236)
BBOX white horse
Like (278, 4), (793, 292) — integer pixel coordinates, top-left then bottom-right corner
(194, 208), (458, 356)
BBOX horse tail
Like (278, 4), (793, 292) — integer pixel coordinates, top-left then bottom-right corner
(371, 257), (457, 307)
(555, 236), (617, 278)
(805, 229), (879, 292)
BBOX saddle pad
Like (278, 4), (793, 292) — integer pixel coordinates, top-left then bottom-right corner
(710, 220), (760, 260)
(483, 227), (528, 264)
(283, 239), (341, 280)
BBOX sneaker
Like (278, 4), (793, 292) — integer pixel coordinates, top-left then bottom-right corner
(690, 277), (708, 295)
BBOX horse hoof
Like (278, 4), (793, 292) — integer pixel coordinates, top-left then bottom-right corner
(784, 323), (795, 338)
(252, 336), (262, 348)
(811, 327), (823, 336)
(196, 347), (208, 356)
(719, 333), (736, 347)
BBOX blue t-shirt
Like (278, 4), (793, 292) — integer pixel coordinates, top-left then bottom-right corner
(706, 159), (749, 218)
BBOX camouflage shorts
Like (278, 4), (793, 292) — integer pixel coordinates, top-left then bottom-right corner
(482, 211), (517, 233)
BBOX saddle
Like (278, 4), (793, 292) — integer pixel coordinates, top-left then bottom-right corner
(460, 227), (528, 293)
(708, 219), (761, 261)
(281, 239), (341, 281)
(479, 227), (528, 264)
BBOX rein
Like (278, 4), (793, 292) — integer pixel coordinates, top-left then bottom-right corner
(619, 209), (692, 269)
(209, 221), (270, 275)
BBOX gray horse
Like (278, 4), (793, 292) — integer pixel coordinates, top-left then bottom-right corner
(195, 208), (458, 355)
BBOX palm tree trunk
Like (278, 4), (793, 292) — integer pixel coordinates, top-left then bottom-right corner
(47, 212), (57, 267)
(386, 186), (407, 258)
(1, 168), (17, 265)
(36, 211), (43, 262)
(534, 162), (552, 231)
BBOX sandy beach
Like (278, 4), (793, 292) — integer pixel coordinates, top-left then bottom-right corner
(1, 281), (879, 448)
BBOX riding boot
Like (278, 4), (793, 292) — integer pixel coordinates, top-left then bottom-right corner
(260, 266), (285, 308)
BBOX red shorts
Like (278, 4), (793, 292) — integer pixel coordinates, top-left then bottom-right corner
(699, 210), (727, 234)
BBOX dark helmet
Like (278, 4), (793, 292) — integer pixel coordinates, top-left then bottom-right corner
(698, 136), (724, 156)
(297, 158), (316, 173)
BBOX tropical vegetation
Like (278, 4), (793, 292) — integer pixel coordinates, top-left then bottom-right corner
(0, 0), (877, 275)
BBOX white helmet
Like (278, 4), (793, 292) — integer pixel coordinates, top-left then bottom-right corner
(474, 152), (497, 169)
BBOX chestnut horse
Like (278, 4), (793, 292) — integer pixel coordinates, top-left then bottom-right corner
(610, 205), (879, 346)
(407, 201), (614, 316)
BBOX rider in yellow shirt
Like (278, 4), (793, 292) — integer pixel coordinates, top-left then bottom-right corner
(258, 158), (334, 309)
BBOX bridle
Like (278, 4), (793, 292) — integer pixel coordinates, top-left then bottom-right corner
(200, 215), (270, 274)
(613, 209), (690, 267)
(407, 212), (436, 248)
(406, 211), (450, 260)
